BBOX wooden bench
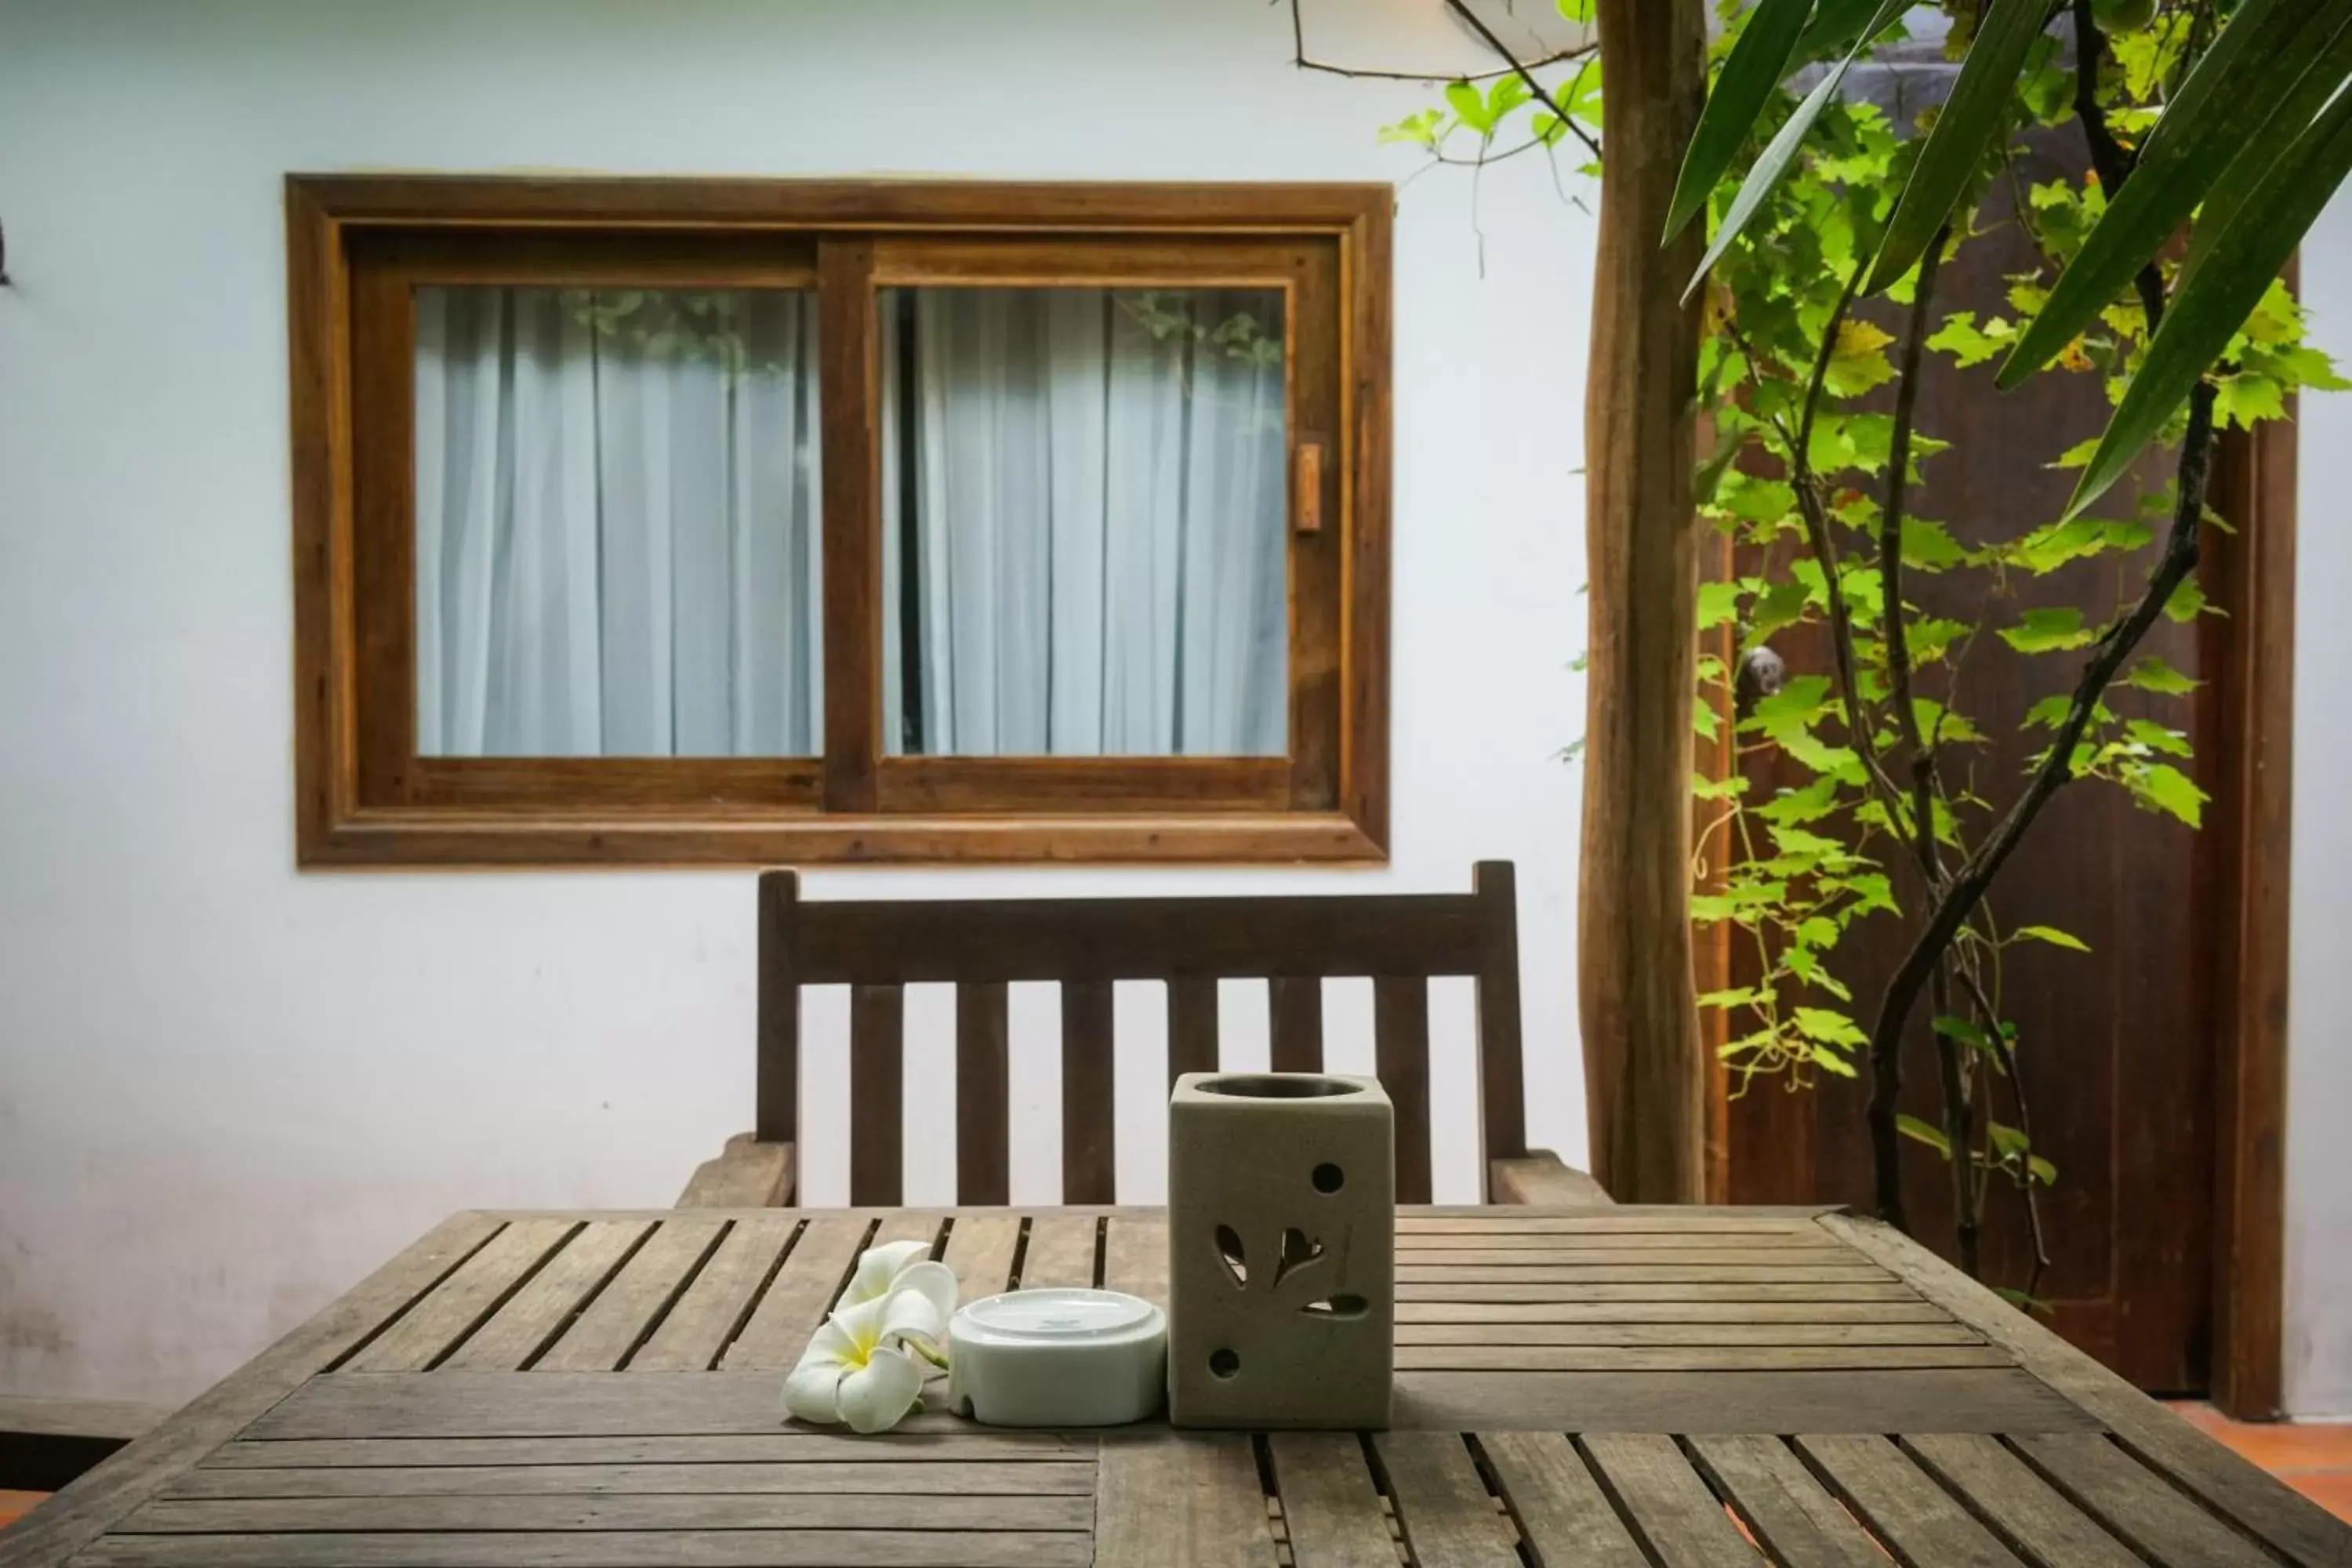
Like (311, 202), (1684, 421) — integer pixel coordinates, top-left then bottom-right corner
(682, 860), (1606, 1208)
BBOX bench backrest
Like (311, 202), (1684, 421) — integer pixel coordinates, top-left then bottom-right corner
(756, 861), (1526, 1204)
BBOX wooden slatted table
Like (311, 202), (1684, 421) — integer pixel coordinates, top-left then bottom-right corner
(5, 1206), (2344, 1566)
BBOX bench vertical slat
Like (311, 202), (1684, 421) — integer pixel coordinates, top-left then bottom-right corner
(1168, 976), (1218, 1087)
(1375, 975), (1433, 1204)
(1062, 980), (1116, 1204)
(1269, 977), (1324, 1072)
(848, 983), (906, 1207)
(1473, 860), (1526, 1171)
(754, 870), (800, 1145)
(956, 982), (1011, 1205)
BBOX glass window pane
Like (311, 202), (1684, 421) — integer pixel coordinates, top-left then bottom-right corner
(413, 285), (822, 758)
(879, 286), (1288, 758)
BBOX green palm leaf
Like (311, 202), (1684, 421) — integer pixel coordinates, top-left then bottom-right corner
(1683, 0), (1911, 302)
(1866, 0), (2057, 294)
(2176, 16), (2352, 296)
(2066, 82), (2352, 521)
(1664, 0), (1817, 243)
(2001, 0), (2347, 388)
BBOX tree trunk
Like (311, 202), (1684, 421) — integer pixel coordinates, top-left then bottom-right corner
(1579, 0), (1708, 1203)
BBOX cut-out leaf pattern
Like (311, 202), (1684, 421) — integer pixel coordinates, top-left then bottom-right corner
(1272, 1228), (1325, 1288)
(1214, 1225), (1247, 1287)
(1207, 1220), (1344, 1307)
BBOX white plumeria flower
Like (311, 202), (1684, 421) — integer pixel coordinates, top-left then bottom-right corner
(840, 1240), (956, 1316)
(781, 1244), (959, 1433)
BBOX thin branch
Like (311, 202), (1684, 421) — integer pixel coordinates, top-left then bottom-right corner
(1994, 1024), (2054, 1301)
(1441, 0), (1605, 161)
(1928, 962), (1980, 1276)
(1882, 223), (1955, 888)
(1287, 0), (1596, 85)
(1876, 226), (1972, 1250)
(1782, 263), (1919, 870)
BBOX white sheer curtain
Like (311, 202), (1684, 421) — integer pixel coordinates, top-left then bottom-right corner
(880, 288), (1288, 757)
(414, 286), (822, 757)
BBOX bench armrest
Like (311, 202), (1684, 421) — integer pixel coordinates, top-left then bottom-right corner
(1488, 1149), (1613, 1207)
(677, 1133), (797, 1208)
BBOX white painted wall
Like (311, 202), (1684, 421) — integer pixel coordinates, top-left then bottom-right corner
(2285, 191), (2352, 1419)
(0, 1), (1596, 1403)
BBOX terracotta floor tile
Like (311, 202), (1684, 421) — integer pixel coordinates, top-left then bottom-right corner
(0, 1490), (49, 1528)
(2281, 1469), (2352, 1523)
(2167, 1403), (2352, 1472)
(2164, 1402), (2352, 1523)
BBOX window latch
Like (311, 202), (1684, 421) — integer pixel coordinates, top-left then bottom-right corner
(1296, 440), (1324, 535)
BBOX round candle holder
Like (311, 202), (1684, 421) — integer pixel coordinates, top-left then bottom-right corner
(946, 1287), (1167, 1428)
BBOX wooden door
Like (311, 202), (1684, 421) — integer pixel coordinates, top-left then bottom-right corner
(1717, 134), (2234, 1393)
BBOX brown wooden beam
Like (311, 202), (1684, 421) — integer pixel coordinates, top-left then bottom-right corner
(1580, 0), (1708, 1203)
(2200, 350), (2296, 1419)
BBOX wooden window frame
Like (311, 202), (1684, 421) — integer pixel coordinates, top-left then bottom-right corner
(287, 176), (1393, 868)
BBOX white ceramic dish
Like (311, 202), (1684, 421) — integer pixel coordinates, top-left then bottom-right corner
(946, 1288), (1167, 1427)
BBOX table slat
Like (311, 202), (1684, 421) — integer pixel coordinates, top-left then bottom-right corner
(1794, 1434), (2024, 1568)
(164, 1460), (1096, 1499)
(1902, 1434), (2143, 1568)
(1094, 1432), (1277, 1568)
(1474, 1432), (1646, 1566)
(344, 1220), (579, 1374)
(201, 1433), (1083, 1468)
(533, 1217), (725, 1374)
(1018, 1215), (1098, 1290)
(2012, 1433), (2280, 1568)
(1397, 1322), (1983, 1345)
(1392, 1368), (2096, 1435)
(1266, 1432), (1397, 1568)
(721, 1215), (871, 1372)
(1579, 1432), (1760, 1566)
(1372, 1432), (1517, 1567)
(1394, 1247), (1873, 1266)
(1685, 1435), (1885, 1568)
(1396, 1229), (1831, 1250)
(1397, 1216), (1821, 1235)
(441, 1221), (652, 1372)
(629, 1216), (797, 1373)
(1395, 1300), (1953, 1323)
(1399, 1282), (1923, 1303)
(1397, 1345), (2011, 1372)
(118, 1493), (1091, 1533)
(1102, 1214), (1169, 1307)
(1398, 1264), (1893, 1284)
(70, 1529), (1092, 1566)
(942, 1214), (1022, 1301)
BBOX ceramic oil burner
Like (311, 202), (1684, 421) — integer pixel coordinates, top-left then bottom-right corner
(1167, 1071), (1394, 1428)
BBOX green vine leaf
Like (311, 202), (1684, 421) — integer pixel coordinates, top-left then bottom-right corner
(2123, 655), (2198, 695)
(1900, 517), (1966, 571)
(2124, 761), (2209, 828)
(1998, 607), (2096, 652)
(1895, 1113), (1952, 1157)
(2012, 924), (2090, 952)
